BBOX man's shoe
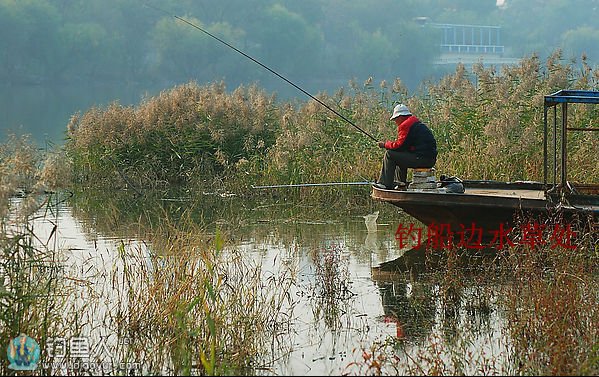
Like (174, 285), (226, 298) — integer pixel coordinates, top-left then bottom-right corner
(372, 182), (389, 189)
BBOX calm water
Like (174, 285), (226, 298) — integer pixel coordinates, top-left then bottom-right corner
(19, 190), (512, 375)
(0, 83), (164, 146)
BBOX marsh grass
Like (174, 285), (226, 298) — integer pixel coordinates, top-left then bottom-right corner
(66, 52), (598, 197)
(308, 242), (355, 331)
(499, 214), (599, 375)
(103, 219), (297, 375)
(0, 136), (76, 375)
(66, 81), (279, 189)
(0, 218), (63, 375)
(413, 51), (599, 181)
(6, 49), (599, 375)
(2, 136), (298, 375)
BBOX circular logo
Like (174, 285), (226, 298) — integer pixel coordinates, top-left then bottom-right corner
(6, 334), (40, 371)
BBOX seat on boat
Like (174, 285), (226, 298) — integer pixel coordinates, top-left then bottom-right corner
(408, 168), (437, 189)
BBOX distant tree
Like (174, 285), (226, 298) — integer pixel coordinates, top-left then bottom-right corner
(252, 4), (324, 80)
(148, 16), (245, 85)
(54, 22), (110, 81)
(561, 26), (599, 64)
(409, 0), (499, 24)
(435, 0), (498, 14)
(1, 0), (598, 91)
(0, 0), (61, 82)
(498, 0), (590, 59)
(0, 1), (20, 80)
(354, 29), (394, 79)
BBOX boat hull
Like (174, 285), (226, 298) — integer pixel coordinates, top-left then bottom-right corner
(371, 180), (596, 243)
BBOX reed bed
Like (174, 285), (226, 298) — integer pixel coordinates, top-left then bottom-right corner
(66, 81), (280, 189)
(347, 215), (598, 376)
(1, 135), (74, 375)
(100, 217), (296, 375)
(499, 214), (599, 375)
(66, 52), (597, 201)
(1, 136), (297, 375)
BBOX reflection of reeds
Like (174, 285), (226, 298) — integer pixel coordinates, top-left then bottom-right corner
(2, 136), (297, 375)
(0, 220), (63, 375)
(0, 136), (72, 375)
(309, 242), (354, 330)
(500, 215), (598, 375)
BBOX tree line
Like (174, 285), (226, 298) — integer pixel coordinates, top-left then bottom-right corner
(1, 0), (598, 94)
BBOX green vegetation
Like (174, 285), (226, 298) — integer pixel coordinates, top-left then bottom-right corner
(1, 135), (296, 376)
(352, 217), (598, 375)
(2, 0), (599, 91)
(66, 54), (599, 196)
(66, 82), (279, 188)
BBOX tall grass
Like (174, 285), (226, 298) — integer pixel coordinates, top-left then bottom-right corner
(104, 216), (296, 375)
(412, 51), (598, 181)
(66, 52), (598, 197)
(0, 135), (72, 375)
(500, 214), (599, 375)
(2, 136), (297, 375)
(348, 213), (598, 376)
(9, 49), (599, 375)
(66, 81), (279, 189)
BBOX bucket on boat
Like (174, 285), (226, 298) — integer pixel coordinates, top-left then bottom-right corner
(439, 175), (465, 193)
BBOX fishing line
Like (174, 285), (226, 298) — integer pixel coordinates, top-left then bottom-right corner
(143, 2), (379, 142)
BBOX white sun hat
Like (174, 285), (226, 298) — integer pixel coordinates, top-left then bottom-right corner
(390, 104), (412, 120)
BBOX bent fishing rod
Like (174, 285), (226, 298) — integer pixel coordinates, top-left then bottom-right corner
(143, 2), (379, 143)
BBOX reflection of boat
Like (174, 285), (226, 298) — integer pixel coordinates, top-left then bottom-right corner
(371, 244), (500, 279)
(372, 90), (599, 241)
(370, 245), (500, 342)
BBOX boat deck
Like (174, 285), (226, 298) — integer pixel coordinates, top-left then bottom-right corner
(464, 187), (545, 200)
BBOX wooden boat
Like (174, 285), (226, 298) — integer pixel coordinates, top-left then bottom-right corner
(371, 90), (599, 244)
(372, 180), (597, 242)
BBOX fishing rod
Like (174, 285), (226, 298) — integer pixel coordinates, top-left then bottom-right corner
(252, 181), (373, 189)
(143, 2), (379, 143)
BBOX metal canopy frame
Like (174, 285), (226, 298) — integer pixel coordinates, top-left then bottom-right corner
(543, 90), (599, 195)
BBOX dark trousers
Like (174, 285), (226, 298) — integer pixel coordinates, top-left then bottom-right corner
(378, 150), (436, 188)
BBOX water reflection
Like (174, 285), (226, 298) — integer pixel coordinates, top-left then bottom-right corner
(22, 189), (514, 375)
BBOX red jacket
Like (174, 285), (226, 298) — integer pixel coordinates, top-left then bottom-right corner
(383, 115), (419, 150)
(383, 115), (438, 159)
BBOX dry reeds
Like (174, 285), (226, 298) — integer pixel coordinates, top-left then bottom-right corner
(2, 136), (298, 375)
(66, 53), (597, 200)
(105, 219), (296, 375)
(66, 81), (280, 189)
(500, 215), (598, 375)
(0, 136), (73, 375)
(347, 215), (598, 376)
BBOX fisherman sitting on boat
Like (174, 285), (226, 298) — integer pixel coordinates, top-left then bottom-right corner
(373, 104), (438, 190)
